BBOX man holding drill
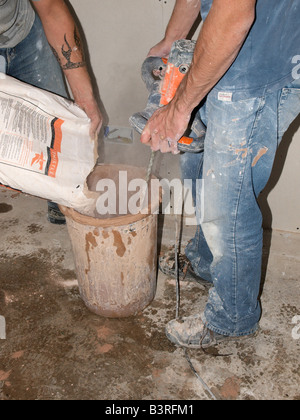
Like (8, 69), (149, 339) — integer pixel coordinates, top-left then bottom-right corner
(141, 0), (300, 348)
(0, 0), (102, 224)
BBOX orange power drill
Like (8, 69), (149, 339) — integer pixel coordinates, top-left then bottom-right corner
(130, 39), (205, 153)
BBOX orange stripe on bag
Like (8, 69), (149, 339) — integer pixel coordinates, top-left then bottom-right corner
(47, 149), (59, 178)
(52, 119), (64, 153)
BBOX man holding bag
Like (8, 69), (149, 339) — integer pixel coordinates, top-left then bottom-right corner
(0, 0), (102, 224)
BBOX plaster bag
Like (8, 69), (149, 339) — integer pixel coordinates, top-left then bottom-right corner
(0, 74), (97, 212)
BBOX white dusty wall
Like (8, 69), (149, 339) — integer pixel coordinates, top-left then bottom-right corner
(69, 0), (300, 233)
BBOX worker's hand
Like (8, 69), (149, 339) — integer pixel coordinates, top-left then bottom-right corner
(77, 96), (103, 141)
(78, 100), (103, 141)
(147, 38), (173, 58)
(140, 102), (191, 154)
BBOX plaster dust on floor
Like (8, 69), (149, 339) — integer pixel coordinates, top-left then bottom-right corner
(0, 186), (299, 400)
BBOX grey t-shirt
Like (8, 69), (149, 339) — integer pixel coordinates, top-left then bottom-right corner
(0, 0), (35, 48)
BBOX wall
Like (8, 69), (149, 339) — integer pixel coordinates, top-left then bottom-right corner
(69, 0), (299, 233)
(258, 118), (300, 233)
(68, 0), (181, 182)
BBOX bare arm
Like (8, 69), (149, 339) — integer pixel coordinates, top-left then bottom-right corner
(141, 0), (256, 153)
(174, 0), (256, 114)
(31, 0), (102, 140)
(148, 0), (201, 57)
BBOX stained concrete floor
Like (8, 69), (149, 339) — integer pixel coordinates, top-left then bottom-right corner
(0, 185), (299, 401)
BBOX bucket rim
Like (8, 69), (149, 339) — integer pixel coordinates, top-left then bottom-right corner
(59, 204), (158, 227)
(60, 163), (161, 227)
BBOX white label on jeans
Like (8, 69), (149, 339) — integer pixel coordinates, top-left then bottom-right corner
(218, 92), (233, 102)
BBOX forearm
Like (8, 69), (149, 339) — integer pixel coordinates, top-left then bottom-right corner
(164, 0), (201, 44)
(148, 0), (201, 57)
(32, 0), (102, 138)
(32, 0), (92, 100)
(173, 0), (256, 114)
(141, 0), (256, 152)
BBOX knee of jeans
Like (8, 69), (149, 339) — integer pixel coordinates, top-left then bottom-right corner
(201, 221), (223, 264)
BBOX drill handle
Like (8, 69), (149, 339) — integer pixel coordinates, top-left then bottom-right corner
(177, 135), (205, 153)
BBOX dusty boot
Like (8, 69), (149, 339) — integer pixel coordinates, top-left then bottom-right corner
(166, 314), (258, 349)
(47, 202), (66, 225)
(159, 247), (212, 289)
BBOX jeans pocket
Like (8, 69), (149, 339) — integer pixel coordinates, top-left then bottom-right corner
(278, 87), (300, 141)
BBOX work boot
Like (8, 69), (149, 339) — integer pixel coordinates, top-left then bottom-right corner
(47, 202), (66, 225)
(159, 247), (212, 289)
(166, 314), (258, 349)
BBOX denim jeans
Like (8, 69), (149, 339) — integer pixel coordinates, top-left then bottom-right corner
(181, 78), (300, 337)
(0, 14), (67, 97)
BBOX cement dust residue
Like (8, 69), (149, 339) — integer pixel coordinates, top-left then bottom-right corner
(112, 230), (126, 257)
(102, 231), (109, 240)
(219, 376), (241, 400)
(252, 147), (268, 167)
(85, 232), (98, 274)
(85, 232), (98, 250)
(235, 148), (248, 159)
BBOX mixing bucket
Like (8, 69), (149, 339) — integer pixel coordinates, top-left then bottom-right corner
(60, 164), (160, 318)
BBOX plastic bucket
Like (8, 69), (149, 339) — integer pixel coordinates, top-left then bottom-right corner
(60, 164), (159, 318)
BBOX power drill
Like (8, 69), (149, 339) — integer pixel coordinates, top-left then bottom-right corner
(129, 39), (206, 153)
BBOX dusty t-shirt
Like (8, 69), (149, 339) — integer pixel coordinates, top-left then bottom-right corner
(201, 0), (300, 100)
(0, 0), (35, 48)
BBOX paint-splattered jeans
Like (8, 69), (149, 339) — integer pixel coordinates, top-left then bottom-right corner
(181, 78), (300, 337)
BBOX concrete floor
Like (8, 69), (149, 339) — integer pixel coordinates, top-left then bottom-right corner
(0, 185), (299, 401)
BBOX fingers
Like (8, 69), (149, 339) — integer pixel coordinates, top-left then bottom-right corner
(89, 115), (103, 141)
(141, 126), (179, 155)
(141, 127), (162, 152)
(140, 105), (185, 154)
(147, 40), (172, 58)
(160, 138), (179, 155)
(149, 129), (161, 152)
(74, 95), (103, 141)
(140, 123), (152, 144)
(88, 107), (103, 141)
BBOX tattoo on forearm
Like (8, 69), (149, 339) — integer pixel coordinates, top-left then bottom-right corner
(51, 27), (86, 70)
